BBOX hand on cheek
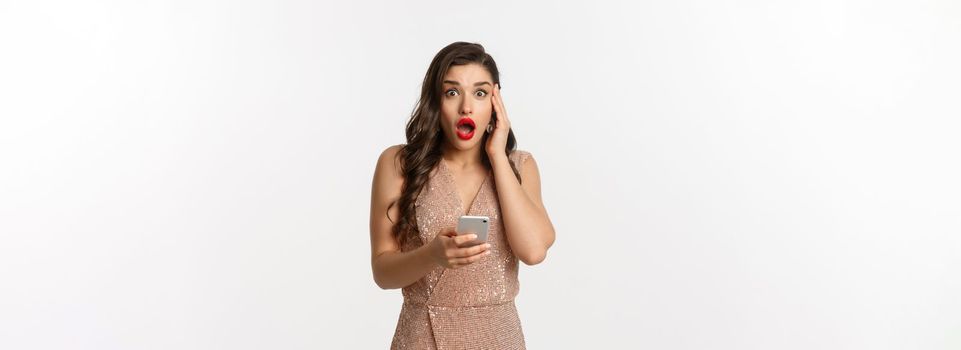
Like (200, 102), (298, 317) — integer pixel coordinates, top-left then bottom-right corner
(485, 83), (511, 158)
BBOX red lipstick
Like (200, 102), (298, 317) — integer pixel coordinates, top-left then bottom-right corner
(455, 117), (476, 140)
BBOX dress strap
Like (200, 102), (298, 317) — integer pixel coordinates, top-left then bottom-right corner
(509, 150), (531, 167)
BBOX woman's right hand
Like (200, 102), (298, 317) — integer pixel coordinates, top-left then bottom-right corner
(426, 227), (491, 269)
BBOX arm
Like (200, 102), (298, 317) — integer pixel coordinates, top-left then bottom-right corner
(485, 83), (555, 266)
(369, 145), (437, 289)
(369, 145), (491, 289)
(490, 152), (556, 265)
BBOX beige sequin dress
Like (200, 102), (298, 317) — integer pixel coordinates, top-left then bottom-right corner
(390, 150), (532, 350)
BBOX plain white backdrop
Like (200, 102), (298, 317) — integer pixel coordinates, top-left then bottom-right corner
(1, 0), (959, 349)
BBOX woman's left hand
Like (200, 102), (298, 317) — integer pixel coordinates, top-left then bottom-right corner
(485, 83), (511, 160)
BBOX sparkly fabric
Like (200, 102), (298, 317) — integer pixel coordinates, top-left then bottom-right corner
(391, 150), (533, 350)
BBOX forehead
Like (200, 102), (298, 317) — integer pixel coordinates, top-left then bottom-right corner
(442, 63), (492, 83)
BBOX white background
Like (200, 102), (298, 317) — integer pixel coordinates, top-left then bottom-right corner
(1, 0), (959, 349)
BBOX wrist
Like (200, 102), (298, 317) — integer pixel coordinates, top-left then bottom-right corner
(416, 241), (440, 268)
(489, 152), (510, 167)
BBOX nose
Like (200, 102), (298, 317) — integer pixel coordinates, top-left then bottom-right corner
(459, 96), (473, 116)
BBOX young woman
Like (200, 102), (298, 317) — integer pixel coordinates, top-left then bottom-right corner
(369, 42), (555, 349)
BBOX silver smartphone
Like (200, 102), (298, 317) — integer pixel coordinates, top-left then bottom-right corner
(457, 215), (490, 246)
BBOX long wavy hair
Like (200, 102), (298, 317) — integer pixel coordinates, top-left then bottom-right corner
(389, 42), (521, 246)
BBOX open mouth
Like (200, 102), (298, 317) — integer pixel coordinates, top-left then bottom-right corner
(455, 117), (476, 140)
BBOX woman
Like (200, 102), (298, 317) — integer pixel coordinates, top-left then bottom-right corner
(369, 41), (555, 349)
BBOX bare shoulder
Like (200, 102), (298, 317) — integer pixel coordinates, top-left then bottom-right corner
(371, 144), (406, 235)
(378, 144), (404, 164)
(372, 144), (405, 207)
(375, 144), (405, 179)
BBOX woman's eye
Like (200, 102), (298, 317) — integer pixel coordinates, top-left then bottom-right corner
(475, 90), (488, 97)
(445, 89), (458, 97)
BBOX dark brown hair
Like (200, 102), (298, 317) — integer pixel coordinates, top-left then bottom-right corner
(389, 42), (520, 246)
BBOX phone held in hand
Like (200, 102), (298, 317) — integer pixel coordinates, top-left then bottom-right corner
(457, 215), (490, 246)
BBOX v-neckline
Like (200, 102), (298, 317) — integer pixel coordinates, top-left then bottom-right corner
(439, 158), (491, 217)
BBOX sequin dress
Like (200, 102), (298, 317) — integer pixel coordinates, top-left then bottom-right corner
(390, 150), (532, 350)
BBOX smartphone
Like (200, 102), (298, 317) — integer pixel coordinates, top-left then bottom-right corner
(457, 215), (490, 246)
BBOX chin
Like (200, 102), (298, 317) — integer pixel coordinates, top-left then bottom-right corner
(452, 138), (479, 150)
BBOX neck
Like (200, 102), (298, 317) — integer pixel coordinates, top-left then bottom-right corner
(441, 142), (484, 169)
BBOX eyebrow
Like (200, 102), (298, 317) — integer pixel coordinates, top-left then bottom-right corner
(443, 80), (492, 87)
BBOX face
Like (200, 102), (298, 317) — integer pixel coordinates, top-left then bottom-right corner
(438, 63), (494, 150)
